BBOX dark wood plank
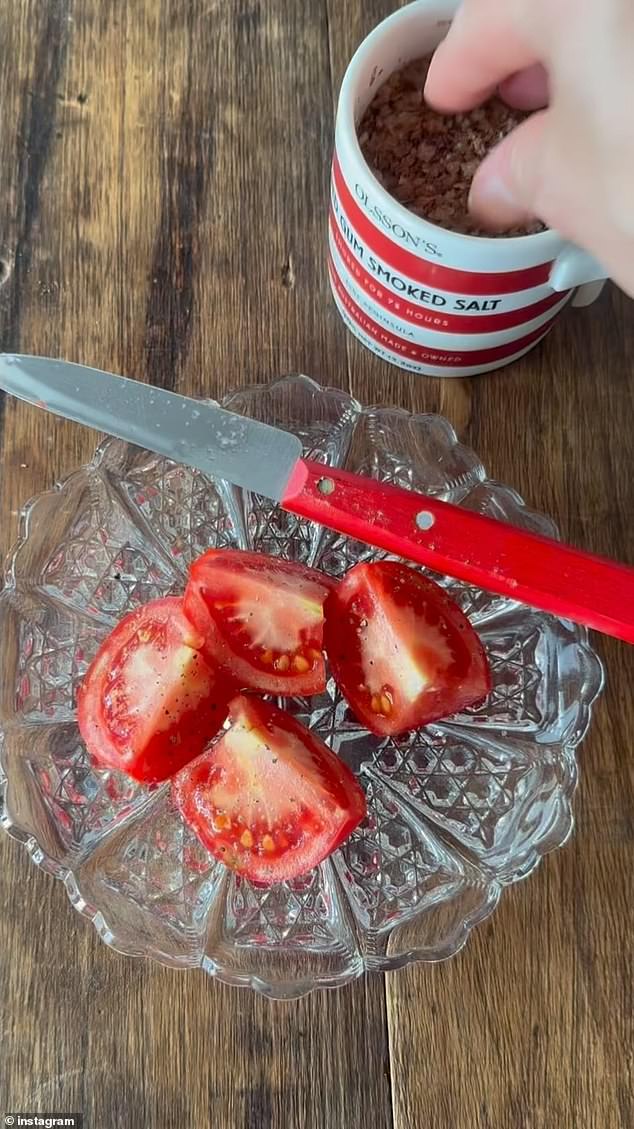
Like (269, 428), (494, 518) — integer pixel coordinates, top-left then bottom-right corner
(0, 2), (393, 1127)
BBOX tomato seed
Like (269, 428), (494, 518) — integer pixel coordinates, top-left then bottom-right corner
(371, 694), (382, 713)
(380, 694), (393, 716)
(275, 654), (290, 672)
(240, 829), (254, 848)
(262, 834), (275, 852)
(292, 654), (310, 674)
(261, 649), (274, 664)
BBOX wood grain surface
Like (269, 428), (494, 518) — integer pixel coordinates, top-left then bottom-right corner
(1, 2), (633, 1127)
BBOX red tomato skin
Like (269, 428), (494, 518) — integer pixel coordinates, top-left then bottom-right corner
(172, 694), (367, 884)
(184, 549), (334, 696)
(324, 562), (492, 738)
(78, 597), (234, 784)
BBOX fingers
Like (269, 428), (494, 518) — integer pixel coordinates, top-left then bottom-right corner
(468, 111), (550, 229)
(425, 0), (539, 112)
(499, 65), (550, 110)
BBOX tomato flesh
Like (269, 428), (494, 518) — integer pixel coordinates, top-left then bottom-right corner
(172, 694), (367, 883)
(77, 597), (233, 783)
(184, 549), (334, 695)
(324, 562), (491, 737)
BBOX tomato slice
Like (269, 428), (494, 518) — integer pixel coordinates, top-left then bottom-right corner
(77, 597), (234, 783)
(324, 562), (491, 737)
(184, 549), (334, 695)
(172, 694), (367, 883)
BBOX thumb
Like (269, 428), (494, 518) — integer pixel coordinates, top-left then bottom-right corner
(468, 111), (550, 231)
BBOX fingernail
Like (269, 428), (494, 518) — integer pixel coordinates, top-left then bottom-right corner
(468, 173), (526, 229)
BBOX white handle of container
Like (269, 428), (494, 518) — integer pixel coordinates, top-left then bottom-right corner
(549, 245), (608, 307)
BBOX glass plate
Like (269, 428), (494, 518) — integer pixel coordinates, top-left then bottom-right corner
(0, 376), (604, 998)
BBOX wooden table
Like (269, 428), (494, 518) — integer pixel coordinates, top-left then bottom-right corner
(1, 2), (633, 1126)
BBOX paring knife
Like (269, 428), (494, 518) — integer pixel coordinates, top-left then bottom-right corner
(1, 352), (633, 645)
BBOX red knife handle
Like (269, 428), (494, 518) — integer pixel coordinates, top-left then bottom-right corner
(282, 457), (634, 645)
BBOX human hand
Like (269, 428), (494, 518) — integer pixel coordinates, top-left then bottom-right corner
(425, 0), (634, 296)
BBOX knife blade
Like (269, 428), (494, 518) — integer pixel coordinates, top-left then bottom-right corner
(0, 353), (302, 501)
(1, 352), (634, 645)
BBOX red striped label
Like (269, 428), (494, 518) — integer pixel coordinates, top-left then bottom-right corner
(332, 155), (553, 296)
(329, 213), (567, 334)
(329, 255), (554, 368)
